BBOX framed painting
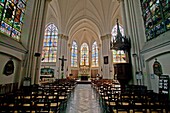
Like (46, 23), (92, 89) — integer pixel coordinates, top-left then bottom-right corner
(104, 56), (108, 64)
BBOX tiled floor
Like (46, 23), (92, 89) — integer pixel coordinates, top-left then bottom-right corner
(62, 84), (103, 113)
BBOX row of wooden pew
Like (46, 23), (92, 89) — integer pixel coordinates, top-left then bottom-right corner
(91, 79), (170, 113)
(0, 79), (77, 113)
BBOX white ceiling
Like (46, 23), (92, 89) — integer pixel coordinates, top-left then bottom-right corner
(48, 0), (121, 45)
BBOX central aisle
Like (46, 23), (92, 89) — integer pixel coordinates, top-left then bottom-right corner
(64, 84), (103, 113)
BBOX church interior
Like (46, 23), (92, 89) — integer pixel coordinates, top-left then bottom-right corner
(0, 0), (170, 112)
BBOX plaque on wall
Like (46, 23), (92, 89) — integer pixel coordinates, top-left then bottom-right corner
(104, 56), (108, 64)
(3, 59), (14, 76)
(159, 75), (169, 95)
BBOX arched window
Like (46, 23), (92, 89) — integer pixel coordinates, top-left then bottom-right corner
(71, 41), (78, 67)
(42, 23), (58, 62)
(92, 41), (98, 67)
(0, 0), (27, 41)
(111, 24), (126, 63)
(80, 43), (89, 66)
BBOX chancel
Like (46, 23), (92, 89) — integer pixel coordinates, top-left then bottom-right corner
(0, 0), (170, 113)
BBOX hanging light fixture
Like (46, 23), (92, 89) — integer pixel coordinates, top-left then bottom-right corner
(110, 19), (130, 51)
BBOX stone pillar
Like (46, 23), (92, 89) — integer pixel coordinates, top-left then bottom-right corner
(98, 44), (102, 75)
(101, 34), (113, 79)
(89, 45), (92, 67)
(119, 0), (128, 36)
(58, 34), (69, 78)
(123, 0), (145, 85)
(67, 43), (72, 77)
(25, 0), (51, 85)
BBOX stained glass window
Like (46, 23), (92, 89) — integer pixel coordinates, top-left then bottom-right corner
(112, 50), (126, 63)
(71, 41), (78, 67)
(92, 41), (98, 67)
(42, 23), (58, 62)
(0, 0), (27, 41)
(111, 24), (126, 63)
(80, 43), (89, 66)
(140, 0), (170, 41)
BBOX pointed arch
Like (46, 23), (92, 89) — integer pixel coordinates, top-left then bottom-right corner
(42, 23), (58, 62)
(92, 41), (98, 67)
(80, 43), (89, 66)
(71, 40), (78, 67)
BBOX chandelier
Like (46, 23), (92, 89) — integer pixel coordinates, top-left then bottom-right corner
(110, 19), (130, 51)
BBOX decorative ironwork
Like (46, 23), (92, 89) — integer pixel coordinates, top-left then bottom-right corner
(110, 19), (130, 51)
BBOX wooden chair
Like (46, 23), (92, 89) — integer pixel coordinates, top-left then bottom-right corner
(147, 92), (164, 113)
(114, 91), (131, 113)
(107, 90), (120, 113)
(131, 93), (147, 113)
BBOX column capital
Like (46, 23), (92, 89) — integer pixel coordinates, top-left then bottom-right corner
(101, 34), (112, 40)
(46, 0), (52, 2)
(58, 34), (69, 40)
(68, 43), (71, 47)
(45, 0), (52, 4)
(63, 35), (69, 41)
(117, 0), (124, 3)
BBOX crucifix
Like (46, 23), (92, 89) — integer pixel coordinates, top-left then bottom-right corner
(59, 55), (67, 71)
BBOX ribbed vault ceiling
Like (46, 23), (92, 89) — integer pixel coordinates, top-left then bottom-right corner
(49, 0), (121, 45)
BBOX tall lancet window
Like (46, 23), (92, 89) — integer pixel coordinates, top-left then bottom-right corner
(92, 41), (98, 67)
(42, 23), (58, 62)
(0, 0), (28, 41)
(71, 41), (78, 67)
(111, 24), (126, 63)
(80, 43), (89, 66)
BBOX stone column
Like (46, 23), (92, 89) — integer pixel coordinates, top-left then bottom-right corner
(101, 34), (113, 79)
(67, 43), (72, 77)
(98, 44), (102, 75)
(123, 0), (145, 85)
(25, 0), (51, 85)
(119, 0), (128, 35)
(58, 34), (68, 78)
(34, 0), (52, 84)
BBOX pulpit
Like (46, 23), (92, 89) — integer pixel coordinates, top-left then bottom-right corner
(114, 63), (132, 91)
(110, 19), (131, 91)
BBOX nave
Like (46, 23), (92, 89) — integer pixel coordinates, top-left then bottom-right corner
(63, 84), (103, 113)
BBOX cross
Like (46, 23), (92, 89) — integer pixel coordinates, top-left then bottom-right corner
(59, 55), (67, 71)
(84, 55), (86, 66)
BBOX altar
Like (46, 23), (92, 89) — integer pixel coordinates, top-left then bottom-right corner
(80, 75), (88, 80)
(79, 66), (90, 80)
